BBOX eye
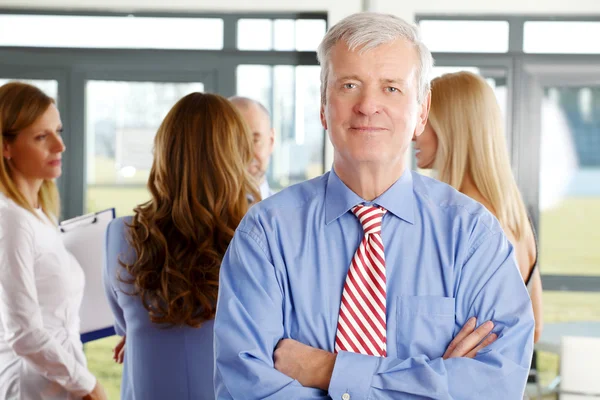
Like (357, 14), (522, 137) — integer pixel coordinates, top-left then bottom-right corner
(343, 83), (357, 90)
(35, 134), (48, 141)
(386, 87), (400, 93)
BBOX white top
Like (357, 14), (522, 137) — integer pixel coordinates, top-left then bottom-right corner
(0, 194), (95, 399)
(260, 180), (272, 200)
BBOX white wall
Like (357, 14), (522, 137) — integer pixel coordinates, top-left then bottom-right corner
(370, 0), (600, 22)
(3, 0), (600, 24)
(0, 0), (362, 25)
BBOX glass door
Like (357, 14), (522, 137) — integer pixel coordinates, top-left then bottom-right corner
(518, 62), (600, 390)
(85, 79), (207, 216)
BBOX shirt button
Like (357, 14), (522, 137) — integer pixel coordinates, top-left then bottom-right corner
(342, 394), (351, 400)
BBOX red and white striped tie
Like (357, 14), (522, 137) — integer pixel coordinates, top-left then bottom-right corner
(335, 204), (387, 357)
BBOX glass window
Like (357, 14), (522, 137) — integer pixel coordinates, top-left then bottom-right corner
(0, 78), (58, 101)
(524, 21), (600, 54)
(295, 19), (327, 51)
(273, 19), (296, 51)
(419, 20), (509, 53)
(237, 19), (273, 51)
(236, 65), (323, 191)
(538, 86), (600, 276)
(85, 80), (205, 216)
(0, 15), (223, 50)
(237, 18), (326, 51)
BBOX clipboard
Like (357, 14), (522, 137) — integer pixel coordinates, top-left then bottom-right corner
(60, 208), (116, 343)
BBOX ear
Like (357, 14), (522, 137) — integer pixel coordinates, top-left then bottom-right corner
(268, 127), (275, 151)
(2, 141), (11, 161)
(320, 103), (328, 131)
(413, 90), (431, 138)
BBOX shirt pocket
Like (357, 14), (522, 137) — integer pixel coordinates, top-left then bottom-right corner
(396, 295), (455, 360)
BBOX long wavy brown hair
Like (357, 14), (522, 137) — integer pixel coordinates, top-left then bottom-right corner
(121, 92), (259, 327)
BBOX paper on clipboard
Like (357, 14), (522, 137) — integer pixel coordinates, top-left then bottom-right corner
(60, 208), (115, 342)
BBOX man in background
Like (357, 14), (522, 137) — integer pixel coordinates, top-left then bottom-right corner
(230, 96), (275, 199)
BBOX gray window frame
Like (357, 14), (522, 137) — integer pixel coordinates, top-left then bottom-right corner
(0, 9), (326, 220)
(417, 14), (600, 293)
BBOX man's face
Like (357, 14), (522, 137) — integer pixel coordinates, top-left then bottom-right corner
(321, 39), (430, 172)
(237, 104), (274, 182)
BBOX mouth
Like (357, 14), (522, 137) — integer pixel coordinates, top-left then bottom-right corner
(349, 126), (387, 133)
(48, 160), (62, 167)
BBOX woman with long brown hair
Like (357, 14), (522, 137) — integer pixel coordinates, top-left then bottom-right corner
(103, 92), (258, 400)
(0, 82), (107, 399)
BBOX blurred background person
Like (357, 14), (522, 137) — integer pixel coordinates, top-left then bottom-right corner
(229, 96), (275, 199)
(0, 82), (107, 400)
(103, 92), (259, 400)
(413, 71), (543, 343)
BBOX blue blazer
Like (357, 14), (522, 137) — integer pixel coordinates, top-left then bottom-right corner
(103, 216), (215, 400)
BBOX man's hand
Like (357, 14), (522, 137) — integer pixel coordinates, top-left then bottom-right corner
(443, 317), (497, 359)
(274, 338), (336, 391)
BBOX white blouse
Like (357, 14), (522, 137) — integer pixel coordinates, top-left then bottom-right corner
(0, 194), (95, 399)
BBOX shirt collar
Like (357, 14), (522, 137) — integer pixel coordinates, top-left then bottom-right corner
(324, 168), (416, 225)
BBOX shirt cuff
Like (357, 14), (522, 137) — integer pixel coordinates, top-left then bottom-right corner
(328, 351), (379, 400)
(68, 364), (97, 397)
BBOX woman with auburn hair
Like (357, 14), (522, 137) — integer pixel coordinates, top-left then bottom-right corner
(413, 71), (543, 343)
(0, 82), (107, 400)
(103, 92), (259, 400)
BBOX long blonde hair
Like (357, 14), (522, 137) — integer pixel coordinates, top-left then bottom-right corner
(0, 82), (60, 220)
(429, 71), (529, 239)
(121, 93), (259, 327)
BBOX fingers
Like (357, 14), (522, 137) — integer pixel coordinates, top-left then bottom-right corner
(117, 345), (125, 364)
(443, 317), (476, 359)
(449, 320), (495, 359)
(465, 333), (498, 359)
(451, 321), (494, 358)
(113, 336), (126, 363)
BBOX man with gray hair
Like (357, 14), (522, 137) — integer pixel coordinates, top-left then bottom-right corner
(215, 12), (534, 399)
(229, 96), (275, 199)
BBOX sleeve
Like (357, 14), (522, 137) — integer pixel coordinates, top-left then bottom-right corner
(102, 219), (126, 337)
(213, 225), (329, 399)
(0, 210), (96, 397)
(328, 230), (535, 400)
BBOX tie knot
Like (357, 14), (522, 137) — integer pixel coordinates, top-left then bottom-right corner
(352, 204), (386, 235)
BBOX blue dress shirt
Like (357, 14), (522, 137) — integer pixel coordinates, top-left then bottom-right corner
(214, 169), (534, 399)
(103, 217), (215, 400)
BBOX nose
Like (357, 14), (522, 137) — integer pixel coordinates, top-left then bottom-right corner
(52, 132), (66, 153)
(353, 88), (381, 117)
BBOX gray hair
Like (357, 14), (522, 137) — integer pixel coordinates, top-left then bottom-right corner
(316, 12), (434, 105)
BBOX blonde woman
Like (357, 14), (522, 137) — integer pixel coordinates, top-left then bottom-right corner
(0, 82), (106, 400)
(413, 71), (543, 343)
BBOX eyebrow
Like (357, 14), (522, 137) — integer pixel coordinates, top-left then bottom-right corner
(381, 78), (408, 86)
(335, 75), (361, 82)
(334, 76), (408, 86)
